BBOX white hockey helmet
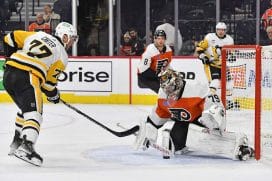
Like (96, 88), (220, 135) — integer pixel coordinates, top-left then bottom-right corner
(158, 69), (184, 100)
(55, 22), (78, 46)
(216, 22), (227, 30)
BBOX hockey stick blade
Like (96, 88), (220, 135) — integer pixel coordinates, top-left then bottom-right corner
(60, 99), (139, 137)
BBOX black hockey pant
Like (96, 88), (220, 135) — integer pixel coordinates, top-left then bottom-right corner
(3, 65), (43, 114)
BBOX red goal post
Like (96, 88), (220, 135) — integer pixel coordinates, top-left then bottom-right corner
(221, 45), (264, 160)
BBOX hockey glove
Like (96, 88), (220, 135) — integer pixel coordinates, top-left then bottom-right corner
(46, 88), (60, 104)
(198, 53), (210, 64)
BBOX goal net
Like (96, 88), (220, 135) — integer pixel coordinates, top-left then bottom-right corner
(221, 45), (272, 161)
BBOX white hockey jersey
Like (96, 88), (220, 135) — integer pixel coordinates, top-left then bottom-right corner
(4, 30), (68, 91)
(138, 43), (172, 74)
(197, 33), (234, 68)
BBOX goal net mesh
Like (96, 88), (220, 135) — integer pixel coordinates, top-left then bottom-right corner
(222, 45), (272, 161)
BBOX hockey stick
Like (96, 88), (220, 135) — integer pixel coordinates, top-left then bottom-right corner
(116, 123), (172, 157)
(60, 99), (139, 137)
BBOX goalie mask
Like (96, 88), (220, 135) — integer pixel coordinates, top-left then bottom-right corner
(159, 69), (184, 100)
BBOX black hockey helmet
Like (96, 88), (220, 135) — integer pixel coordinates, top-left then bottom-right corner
(154, 29), (166, 39)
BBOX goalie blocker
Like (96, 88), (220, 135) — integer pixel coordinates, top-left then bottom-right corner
(134, 69), (254, 160)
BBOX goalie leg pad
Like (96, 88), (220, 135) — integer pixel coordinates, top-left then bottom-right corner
(162, 129), (172, 159)
(133, 117), (159, 151)
(161, 120), (190, 156)
(189, 126), (254, 161)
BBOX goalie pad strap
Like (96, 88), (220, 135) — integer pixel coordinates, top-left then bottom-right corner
(147, 116), (163, 129)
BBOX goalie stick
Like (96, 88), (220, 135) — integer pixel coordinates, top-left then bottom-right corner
(60, 99), (139, 137)
(116, 123), (172, 157)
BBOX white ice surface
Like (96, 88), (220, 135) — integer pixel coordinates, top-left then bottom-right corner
(0, 103), (272, 181)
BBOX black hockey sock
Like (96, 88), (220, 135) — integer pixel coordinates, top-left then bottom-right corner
(170, 121), (189, 151)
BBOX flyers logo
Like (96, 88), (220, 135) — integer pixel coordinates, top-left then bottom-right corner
(168, 108), (191, 122)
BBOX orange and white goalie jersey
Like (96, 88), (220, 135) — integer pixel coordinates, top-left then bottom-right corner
(196, 33), (234, 68)
(149, 79), (210, 125)
(4, 30), (68, 91)
(137, 43), (172, 75)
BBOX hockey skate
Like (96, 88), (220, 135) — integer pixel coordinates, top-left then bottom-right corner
(8, 130), (22, 156)
(174, 146), (190, 155)
(234, 134), (254, 161)
(161, 129), (190, 155)
(14, 136), (43, 166)
(236, 145), (254, 161)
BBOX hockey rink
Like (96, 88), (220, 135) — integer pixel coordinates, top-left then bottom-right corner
(0, 103), (272, 181)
